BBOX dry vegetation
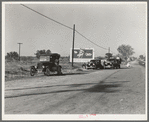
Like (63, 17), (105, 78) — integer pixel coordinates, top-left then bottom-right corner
(5, 57), (86, 81)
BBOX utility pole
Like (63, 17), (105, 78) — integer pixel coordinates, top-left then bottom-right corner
(17, 43), (23, 61)
(108, 47), (110, 60)
(72, 24), (75, 67)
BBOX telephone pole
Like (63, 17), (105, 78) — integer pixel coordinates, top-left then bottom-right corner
(108, 47), (110, 60)
(17, 43), (23, 61)
(72, 24), (75, 67)
(108, 47), (110, 53)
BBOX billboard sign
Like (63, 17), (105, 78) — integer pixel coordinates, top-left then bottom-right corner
(70, 48), (94, 62)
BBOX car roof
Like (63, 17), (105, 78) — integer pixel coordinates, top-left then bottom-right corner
(39, 53), (60, 57)
(90, 59), (101, 61)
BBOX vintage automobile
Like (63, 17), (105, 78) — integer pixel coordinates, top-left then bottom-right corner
(103, 59), (113, 69)
(30, 53), (62, 76)
(82, 59), (104, 69)
(103, 57), (121, 69)
(109, 57), (121, 69)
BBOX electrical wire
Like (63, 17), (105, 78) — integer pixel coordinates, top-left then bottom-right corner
(21, 4), (110, 51)
(75, 30), (108, 50)
(21, 4), (73, 30)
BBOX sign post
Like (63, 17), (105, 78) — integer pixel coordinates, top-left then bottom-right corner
(17, 43), (23, 61)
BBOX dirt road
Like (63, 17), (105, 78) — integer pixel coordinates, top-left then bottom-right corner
(5, 61), (146, 114)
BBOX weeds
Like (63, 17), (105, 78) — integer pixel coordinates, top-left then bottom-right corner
(5, 57), (84, 81)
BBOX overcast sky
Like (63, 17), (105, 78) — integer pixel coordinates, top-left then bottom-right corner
(4, 2), (147, 57)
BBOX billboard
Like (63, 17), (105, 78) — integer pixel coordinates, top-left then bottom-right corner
(70, 48), (94, 62)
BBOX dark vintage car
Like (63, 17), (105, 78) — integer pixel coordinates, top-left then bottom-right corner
(103, 59), (113, 69)
(109, 58), (121, 69)
(103, 57), (121, 69)
(82, 59), (104, 69)
(30, 53), (62, 76)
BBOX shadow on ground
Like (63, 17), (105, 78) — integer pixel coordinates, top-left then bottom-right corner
(5, 80), (130, 98)
(84, 80), (130, 93)
(6, 83), (97, 91)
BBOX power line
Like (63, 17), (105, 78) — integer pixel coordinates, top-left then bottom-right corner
(20, 4), (73, 30)
(20, 4), (109, 51)
(75, 30), (108, 50)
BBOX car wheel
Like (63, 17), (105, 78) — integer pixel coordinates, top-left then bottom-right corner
(30, 67), (36, 76)
(45, 68), (50, 76)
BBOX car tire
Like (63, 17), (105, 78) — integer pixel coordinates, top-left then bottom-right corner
(30, 67), (36, 76)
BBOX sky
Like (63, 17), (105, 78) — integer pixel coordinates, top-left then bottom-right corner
(4, 2), (147, 57)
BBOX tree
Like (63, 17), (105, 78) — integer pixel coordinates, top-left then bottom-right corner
(117, 44), (134, 60)
(35, 49), (51, 58)
(6, 51), (19, 60)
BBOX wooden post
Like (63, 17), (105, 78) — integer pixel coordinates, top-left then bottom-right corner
(72, 24), (75, 67)
(18, 43), (23, 61)
(108, 47), (110, 60)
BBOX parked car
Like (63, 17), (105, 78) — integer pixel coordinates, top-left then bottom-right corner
(109, 57), (121, 69)
(30, 53), (62, 76)
(138, 59), (145, 66)
(103, 59), (113, 69)
(103, 57), (121, 69)
(82, 59), (104, 69)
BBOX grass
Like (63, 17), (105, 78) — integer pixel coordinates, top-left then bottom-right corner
(5, 57), (85, 81)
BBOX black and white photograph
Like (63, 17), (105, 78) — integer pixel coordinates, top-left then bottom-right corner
(2, 1), (147, 120)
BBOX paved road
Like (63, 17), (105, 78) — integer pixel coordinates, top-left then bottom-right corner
(5, 61), (146, 114)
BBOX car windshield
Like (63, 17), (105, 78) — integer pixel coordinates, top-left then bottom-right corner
(40, 56), (50, 62)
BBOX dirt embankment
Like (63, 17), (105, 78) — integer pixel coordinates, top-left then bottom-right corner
(5, 58), (86, 81)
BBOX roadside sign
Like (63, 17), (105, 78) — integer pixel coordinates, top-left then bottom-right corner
(70, 48), (94, 62)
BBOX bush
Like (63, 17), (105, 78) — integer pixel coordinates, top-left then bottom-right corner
(6, 51), (19, 61)
(21, 56), (33, 62)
